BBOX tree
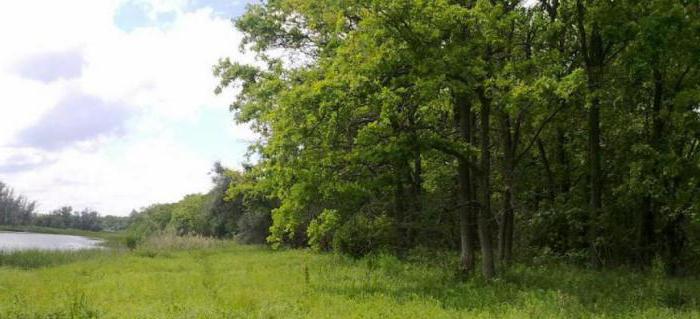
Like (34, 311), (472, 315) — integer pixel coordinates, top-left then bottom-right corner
(213, 0), (700, 278)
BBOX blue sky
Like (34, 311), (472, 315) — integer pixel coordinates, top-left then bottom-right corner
(114, 0), (249, 32)
(0, 0), (257, 215)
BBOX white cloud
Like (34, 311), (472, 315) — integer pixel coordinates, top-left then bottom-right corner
(0, 0), (257, 215)
(9, 135), (213, 214)
(82, 7), (255, 119)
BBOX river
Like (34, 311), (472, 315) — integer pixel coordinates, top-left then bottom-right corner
(0, 231), (103, 251)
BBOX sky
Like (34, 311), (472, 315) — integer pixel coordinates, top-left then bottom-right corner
(0, 0), (257, 216)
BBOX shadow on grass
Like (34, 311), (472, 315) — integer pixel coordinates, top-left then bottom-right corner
(312, 255), (700, 316)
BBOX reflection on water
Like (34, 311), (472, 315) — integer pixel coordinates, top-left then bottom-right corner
(0, 232), (103, 251)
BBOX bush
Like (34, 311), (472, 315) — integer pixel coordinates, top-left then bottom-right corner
(307, 209), (341, 251)
(169, 194), (207, 235)
(125, 236), (138, 251)
(332, 214), (399, 258)
(235, 210), (272, 244)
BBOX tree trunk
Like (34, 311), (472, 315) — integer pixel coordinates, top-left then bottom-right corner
(640, 66), (663, 267)
(640, 196), (655, 267)
(588, 90), (602, 265)
(498, 113), (515, 265)
(577, 3), (605, 264)
(477, 88), (496, 279)
(537, 138), (557, 202)
(663, 213), (687, 276)
(499, 188), (514, 265)
(456, 94), (476, 273)
(556, 128), (571, 195)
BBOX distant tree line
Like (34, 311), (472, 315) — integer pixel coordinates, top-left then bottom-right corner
(0, 181), (130, 232)
(0, 182), (35, 226)
(33, 206), (104, 232)
(128, 162), (274, 244)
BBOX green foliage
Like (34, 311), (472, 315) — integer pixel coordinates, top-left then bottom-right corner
(307, 209), (341, 251)
(127, 163), (276, 245)
(33, 207), (104, 232)
(332, 214), (399, 258)
(170, 194), (207, 235)
(212, 0), (700, 275)
(125, 235), (138, 251)
(127, 203), (174, 240)
(0, 181), (35, 226)
(235, 209), (272, 245)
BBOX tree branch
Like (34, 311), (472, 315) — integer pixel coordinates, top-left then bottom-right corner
(514, 103), (566, 165)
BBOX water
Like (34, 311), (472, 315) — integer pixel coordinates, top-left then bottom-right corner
(0, 231), (103, 251)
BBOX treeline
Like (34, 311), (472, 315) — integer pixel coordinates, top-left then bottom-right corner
(0, 182), (35, 226)
(34, 207), (111, 232)
(203, 0), (700, 279)
(0, 181), (129, 232)
(128, 163), (273, 244)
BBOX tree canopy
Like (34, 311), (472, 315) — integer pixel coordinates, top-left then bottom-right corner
(212, 0), (700, 278)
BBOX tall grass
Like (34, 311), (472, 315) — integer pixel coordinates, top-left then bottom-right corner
(140, 231), (226, 251)
(129, 231), (227, 258)
(0, 249), (118, 269)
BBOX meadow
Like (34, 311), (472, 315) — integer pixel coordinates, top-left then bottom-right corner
(0, 235), (698, 318)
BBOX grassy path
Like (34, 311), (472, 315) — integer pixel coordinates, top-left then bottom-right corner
(0, 243), (698, 318)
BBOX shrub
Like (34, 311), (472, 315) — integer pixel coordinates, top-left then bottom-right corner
(169, 194), (207, 235)
(332, 214), (398, 258)
(307, 209), (341, 251)
(235, 210), (272, 244)
(125, 235), (138, 251)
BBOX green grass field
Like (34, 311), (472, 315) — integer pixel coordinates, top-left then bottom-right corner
(0, 238), (698, 318)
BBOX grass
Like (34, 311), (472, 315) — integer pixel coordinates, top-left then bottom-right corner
(0, 249), (121, 269)
(0, 226), (129, 270)
(139, 231), (226, 251)
(0, 238), (698, 318)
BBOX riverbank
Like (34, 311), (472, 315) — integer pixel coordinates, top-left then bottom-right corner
(0, 239), (698, 318)
(0, 226), (124, 269)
